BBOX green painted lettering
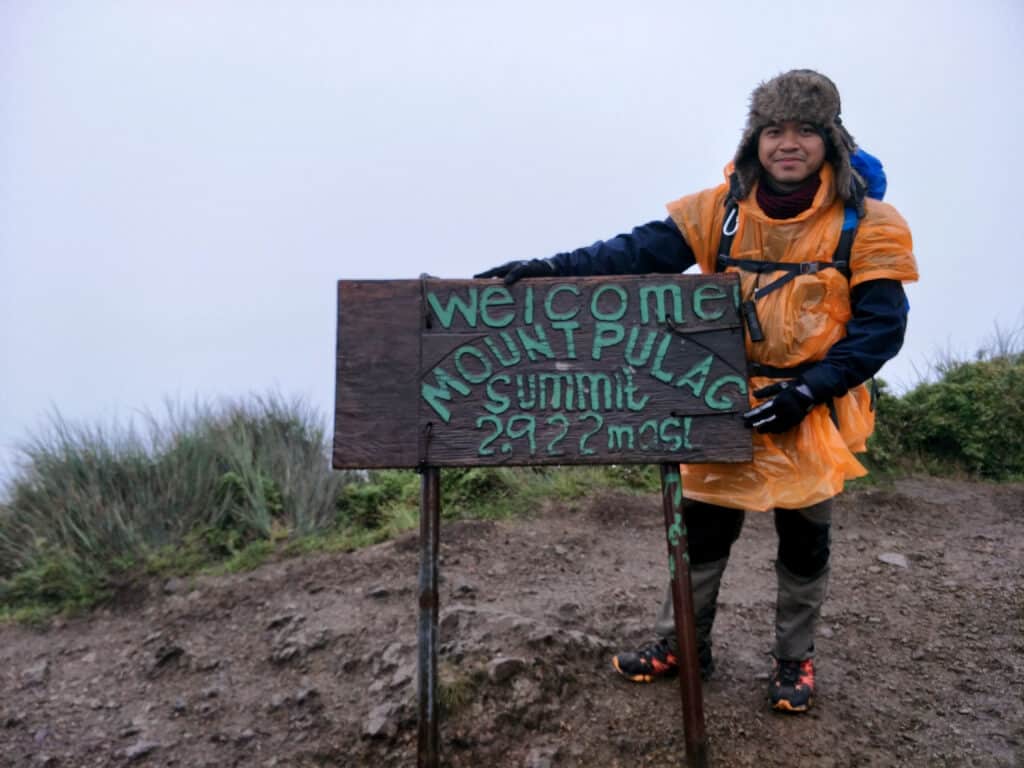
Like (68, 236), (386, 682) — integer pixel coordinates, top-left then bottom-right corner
(506, 414), (537, 455)
(705, 375), (748, 410)
(622, 367), (650, 411)
(539, 373), (574, 409)
(484, 374), (511, 415)
(578, 411), (603, 455)
(453, 345), (492, 384)
(543, 284), (580, 321)
(650, 332), (675, 383)
(591, 322), (625, 360)
(639, 284), (684, 324)
(638, 419), (659, 449)
(674, 354), (713, 397)
(667, 511), (684, 547)
(574, 372), (613, 410)
(516, 324), (555, 361)
(480, 286), (515, 327)
(591, 284), (628, 321)
(515, 374), (537, 409)
(607, 425), (635, 451)
(545, 413), (570, 455)
(427, 289), (478, 329)
(693, 284), (728, 321)
(625, 326), (658, 366)
(421, 367), (470, 423)
(484, 332), (521, 367)
(551, 320), (579, 359)
(659, 417), (684, 451)
(476, 414), (502, 455)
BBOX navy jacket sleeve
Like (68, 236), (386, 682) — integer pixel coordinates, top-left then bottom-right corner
(801, 279), (909, 401)
(548, 218), (696, 275)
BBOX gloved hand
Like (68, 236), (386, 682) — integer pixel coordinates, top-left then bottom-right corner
(742, 380), (815, 434)
(474, 258), (557, 285)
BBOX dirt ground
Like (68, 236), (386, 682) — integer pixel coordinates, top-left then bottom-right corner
(1, 476), (1022, 767)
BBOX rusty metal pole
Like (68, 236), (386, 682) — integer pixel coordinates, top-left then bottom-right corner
(416, 466), (441, 768)
(659, 463), (710, 768)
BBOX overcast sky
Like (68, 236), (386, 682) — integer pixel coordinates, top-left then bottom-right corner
(2, 1), (1022, 479)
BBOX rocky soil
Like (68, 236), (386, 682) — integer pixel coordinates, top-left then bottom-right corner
(1, 477), (1022, 767)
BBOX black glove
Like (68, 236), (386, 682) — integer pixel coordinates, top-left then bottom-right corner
(742, 380), (815, 434)
(474, 258), (557, 285)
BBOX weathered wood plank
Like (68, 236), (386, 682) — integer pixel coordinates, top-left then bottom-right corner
(334, 280), (422, 468)
(335, 275), (752, 468)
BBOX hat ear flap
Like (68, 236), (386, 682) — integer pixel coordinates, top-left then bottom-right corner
(824, 122), (860, 207)
(731, 125), (761, 199)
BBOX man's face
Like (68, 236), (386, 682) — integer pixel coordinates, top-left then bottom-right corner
(757, 121), (827, 187)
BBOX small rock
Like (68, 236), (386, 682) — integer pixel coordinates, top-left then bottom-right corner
(439, 609), (463, 636)
(163, 577), (186, 595)
(363, 703), (399, 740)
(878, 552), (909, 569)
(22, 660), (50, 688)
(452, 582), (477, 598)
(366, 586), (390, 599)
(818, 626), (834, 639)
(236, 728), (256, 744)
(266, 614), (296, 630)
(488, 655), (528, 683)
(867, 565), (882, 574)
(911, 648), (928, 661)
(296, 688), (319, 705)
(524, 746), (559, 768)
(173, 698), (187, 714)
(390, 662), (415, 689)
(271, 643), (300, 665)
(267, 695), (287, 712)
(379, 642), (405, 671)
(152, 644), (184, 668)
(123, 740), (160, 761)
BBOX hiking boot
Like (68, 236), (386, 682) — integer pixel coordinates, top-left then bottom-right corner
(769, 658), (815, 712)
(612, 638), (714, 683)
(612, 638), (678, 682)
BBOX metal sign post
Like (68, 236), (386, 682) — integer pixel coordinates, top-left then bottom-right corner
(660, 464), (710, 768)
(416, 466), (441, 768)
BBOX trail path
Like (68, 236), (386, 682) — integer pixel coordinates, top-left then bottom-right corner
(2, 477), (1022, 767)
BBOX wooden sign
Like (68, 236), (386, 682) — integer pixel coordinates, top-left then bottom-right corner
(334, 275), (751, 469)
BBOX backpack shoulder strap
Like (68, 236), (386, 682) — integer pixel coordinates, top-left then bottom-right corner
(714, 196), (739, 272)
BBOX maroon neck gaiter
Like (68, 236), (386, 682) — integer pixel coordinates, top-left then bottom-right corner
(755, 174), (821, 219)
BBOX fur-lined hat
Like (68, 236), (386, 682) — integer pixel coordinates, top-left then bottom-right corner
(732, 69), (864, 212)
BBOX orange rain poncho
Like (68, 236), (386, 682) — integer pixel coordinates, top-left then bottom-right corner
(667, 164), (918, 511)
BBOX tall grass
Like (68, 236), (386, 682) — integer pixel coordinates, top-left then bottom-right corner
(0, 395), (354, 614)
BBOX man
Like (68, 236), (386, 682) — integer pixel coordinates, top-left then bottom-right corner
(476, 70), (918, 712)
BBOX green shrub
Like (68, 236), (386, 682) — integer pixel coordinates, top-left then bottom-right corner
(868, 351), (1024, 480)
